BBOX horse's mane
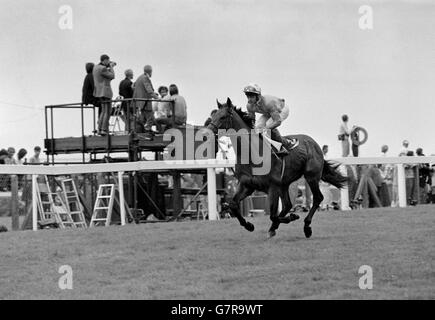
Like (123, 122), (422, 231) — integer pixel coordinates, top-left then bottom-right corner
(233, 107), (255, 129)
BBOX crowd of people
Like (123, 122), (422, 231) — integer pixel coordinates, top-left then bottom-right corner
(81, 54), (187, 138)
(333, 114), (435, 207)
(0, 146), (42, 191)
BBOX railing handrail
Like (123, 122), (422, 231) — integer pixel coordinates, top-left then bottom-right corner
(45, 98), (174, 109)
(1, 156), (434, 175)
(329, 156), (435, 165)
(0, 159), (236, 175)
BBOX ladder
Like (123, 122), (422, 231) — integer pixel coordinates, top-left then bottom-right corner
(51, 193), (76, 229)
(90, 184), (115, 227)
(103, 157), (134, 223)
(35, 176), (74, 229)
(61, 179), (88, 228)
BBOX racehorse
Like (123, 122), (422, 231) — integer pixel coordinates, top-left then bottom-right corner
(207, 98), (347, 238)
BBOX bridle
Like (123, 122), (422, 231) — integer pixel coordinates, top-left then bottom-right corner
(209, 107), (234, 134)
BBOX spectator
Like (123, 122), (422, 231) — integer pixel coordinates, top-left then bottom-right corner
(82, 62), (97, 108)
(429, 165), (435, 203)
(0, 149), (7, 164)
(119, 69), (134, 130)
(5, 147), (17, 164)
(322, 145), (329, 159)
(350, 126), (360, 157)
(28, 146), (42, 164)
(404, 150), (417, 205)
(338, 114), (351, 157)
(204, 109), (218, 127)
(133, 65), (159, 136)
(368, 165), (390, 207)
(15, 148), (27, 190)
(17, 148), (27, 165)
(319, 145), (332, 209)
(379, 145), (394, 205)
(399, 140), (409, 156)
(154, 86), (170, 124)
(168, 84), (187, 125)
(93, 54), (115, 136)
(1, 147), (17, 192)
(381, 144), (388, 157)
(158, 86), (168, 98)
(0, 149), (8, 191)
(155, 84), (187, 132)
(416, 147), (430, 204)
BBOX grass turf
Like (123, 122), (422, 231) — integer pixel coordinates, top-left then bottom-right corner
(0, 206), (434, 299)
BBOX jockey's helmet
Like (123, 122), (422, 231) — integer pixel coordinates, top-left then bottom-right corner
(243, 83), (261, 95)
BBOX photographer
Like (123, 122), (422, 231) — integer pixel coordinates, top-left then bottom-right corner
(93, 54), (116, 135)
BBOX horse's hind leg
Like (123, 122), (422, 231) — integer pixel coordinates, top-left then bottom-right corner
(268, 185), (281, 238)
(303, 177), (324, 238)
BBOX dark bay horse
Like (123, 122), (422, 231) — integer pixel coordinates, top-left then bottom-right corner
(207, 98), (347, 238)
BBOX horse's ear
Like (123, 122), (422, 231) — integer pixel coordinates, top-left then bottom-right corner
(226, 97), (233, 108)
(216, 99), (222, 109)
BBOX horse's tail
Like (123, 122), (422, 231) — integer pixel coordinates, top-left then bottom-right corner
(321, 160), (347, 189)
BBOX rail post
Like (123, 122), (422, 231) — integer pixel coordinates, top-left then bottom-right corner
(207, 167), (218, 220)
(339, 164), (351, 210)
(396, 164), (407, 207)
(32, 175), (38, 231)
(11, 175), (19, 230)
(118, 171), (126, 226)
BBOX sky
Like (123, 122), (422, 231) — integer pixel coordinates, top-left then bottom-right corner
(0, 0), (434, 160)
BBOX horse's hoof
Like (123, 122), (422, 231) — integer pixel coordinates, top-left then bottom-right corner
(290, 213), (300, 221)
(279, 216), (291, 224)
(279, 213), (300, 224)
(244, 222), (255, 232)
(268, 230), (276, 238)
(304, 225), (312, 238)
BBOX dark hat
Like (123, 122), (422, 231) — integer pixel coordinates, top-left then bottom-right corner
(100, 54), (110, 62)
(0, 149), (8, 156)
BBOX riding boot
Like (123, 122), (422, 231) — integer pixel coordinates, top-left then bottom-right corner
(271, 128), (289, 157)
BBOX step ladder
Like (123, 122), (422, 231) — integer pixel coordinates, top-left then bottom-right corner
(51, 193), (77, 229)
(61, 179), (88, 228)
(35, 176), (74, 229)
(90, 184), (115, 227)
(104, 158), (135, 223)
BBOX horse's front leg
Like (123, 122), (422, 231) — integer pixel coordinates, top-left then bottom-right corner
(268, 185), (281, 238)
(228, 181), (255, 232)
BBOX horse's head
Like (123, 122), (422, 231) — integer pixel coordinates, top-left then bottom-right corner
(206, 97), (235, 133)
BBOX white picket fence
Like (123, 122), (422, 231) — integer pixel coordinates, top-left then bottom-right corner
(1, 156), (433, 230)
(0, 159), (235, 230)
(329, 156), (435, 210)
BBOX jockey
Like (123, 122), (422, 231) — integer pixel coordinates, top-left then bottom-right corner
(244, 83), (290, 157)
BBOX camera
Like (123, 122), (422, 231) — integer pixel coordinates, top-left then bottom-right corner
(109, 61), (117, 67)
